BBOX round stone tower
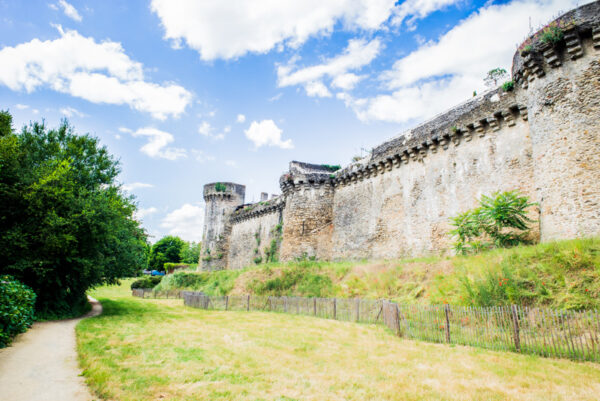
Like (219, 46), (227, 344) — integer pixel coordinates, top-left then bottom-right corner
(200, 182), (245, 270)
(513, 1), (600, 240)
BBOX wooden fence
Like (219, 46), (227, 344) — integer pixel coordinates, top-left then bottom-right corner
(131, 288), (183, 299)
(171, 291), (600, 362)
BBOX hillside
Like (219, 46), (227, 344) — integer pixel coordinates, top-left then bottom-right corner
(154, 238), (600, 310)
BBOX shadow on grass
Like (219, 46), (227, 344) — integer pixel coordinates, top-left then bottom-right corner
(97, 298), (164, 317)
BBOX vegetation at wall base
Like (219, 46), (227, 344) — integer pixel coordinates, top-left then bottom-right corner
(149, 236), (186, 271)
(449, 190), (537, 255)
(156, 238), (600, 310)
(0, 275), (36, 347)
(0, 111), (148, 319)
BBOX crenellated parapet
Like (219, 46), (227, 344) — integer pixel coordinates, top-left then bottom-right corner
(511, 1), (600, 90)
(230, 196), (285, 224)
(279, 161), (336, 195)
(331, 90), (529, 188)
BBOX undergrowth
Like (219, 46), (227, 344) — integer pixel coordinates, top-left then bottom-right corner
(153, 238), (600, 310)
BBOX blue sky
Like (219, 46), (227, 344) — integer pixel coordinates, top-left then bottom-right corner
(0, 0), (582, 242)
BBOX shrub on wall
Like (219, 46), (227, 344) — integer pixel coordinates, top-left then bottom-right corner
(450, 191), (537, 255)
(0, 275), (36, 347)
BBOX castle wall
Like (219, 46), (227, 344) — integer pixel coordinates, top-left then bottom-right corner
(202, 2), (600, 269)
(228, 200), (284, 270)
(279, 183), (334, 261)
(331, 95), (534, 259)
(516, 34), (600, 240)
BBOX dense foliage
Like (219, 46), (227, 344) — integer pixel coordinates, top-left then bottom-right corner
(149, 236), (185, 270)
(0, 111), (148, 319)
(180, 241), (201, 264)
(130, 276), (163, 290)
(0, 275), (36, 347)
(449, 191), (537, 255)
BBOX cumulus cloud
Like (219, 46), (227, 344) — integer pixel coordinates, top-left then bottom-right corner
(236, 114), (246, 123)
(54, 0), (82, 22)
(347, 0), (582, 124)
(0, 26), (192, 120)
(160, 203), (204, 242)
(150, 0), (396, 60)
(134, 207), (158, 221)
(277, 38), (381, 96)
(15, 103), (29, 110)
(122, 182), (154, 191)
(131, 127), (187, 160)
(244, 120), (293, 149)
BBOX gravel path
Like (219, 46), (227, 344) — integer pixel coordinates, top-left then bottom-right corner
(0, 297), (102, 401)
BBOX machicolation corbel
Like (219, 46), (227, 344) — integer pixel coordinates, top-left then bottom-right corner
(564, 26), (584, 59)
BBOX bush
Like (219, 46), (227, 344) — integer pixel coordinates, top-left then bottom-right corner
(450, 191), (536, 255)
(501, 80), (514, 92)
(0, 275), (36, 347)
(154, 271), (241, 296)
(130, 276), (163, 290)
(249, 261), (333, 297)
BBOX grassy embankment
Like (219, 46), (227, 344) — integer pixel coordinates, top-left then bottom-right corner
(154, 238), (600, 310)
(77, 280), (600, 401)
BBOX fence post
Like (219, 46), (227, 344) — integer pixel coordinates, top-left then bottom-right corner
(284, 297), (288, 313)
(511, 304), (521, 352)
(444, 304), (451, 343)
(313, 298), (317, 316)
(356, 298), (360, 322)
(225, 295), (229, 311)
(333, 298), (337, 320)
(247, 295), (250, 311)
(395, 303), (402, 337)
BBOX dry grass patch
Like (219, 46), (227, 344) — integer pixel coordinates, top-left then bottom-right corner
(77, 280), (600, 401)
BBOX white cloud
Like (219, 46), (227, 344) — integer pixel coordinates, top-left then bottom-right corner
(131, 127), (187, 160)
(0, 26), (192, 120)
(160, 203), (204, 242)
(245, 120), (293, 149)
(348, 0), (582, 123)
(55, 0), (82, 22)
(236, 114), (246, 123)
(15, 103), (29, 110)
(304, 81), (332, 98)
(122, 182), (154, 191)
(118, 126), (132, 133)
(277, 38), (381, 95)
(225, 160), (237, 167)
(392, 0), (462, 28)
(197, 121), (225, 140)
(60, 106), (85, 118)
(151, 0), (396, 60)
(134, 207), (158, 221)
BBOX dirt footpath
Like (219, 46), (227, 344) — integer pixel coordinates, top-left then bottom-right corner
(0, 298), (102, 401)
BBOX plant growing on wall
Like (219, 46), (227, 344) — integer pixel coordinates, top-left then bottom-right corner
(214, 182), (227, 192)
(484, 68), (508, 88)
(449, 191), (537, 255)
(501, 80), (515, 92)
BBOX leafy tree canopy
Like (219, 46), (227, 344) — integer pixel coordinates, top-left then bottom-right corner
(180, 241), (201, 264)
(0, 111), (149, 319)
(149, 236), (185, 270)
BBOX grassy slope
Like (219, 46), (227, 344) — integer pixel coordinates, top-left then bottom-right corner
(155, 238), (600, 310)
(78, 280), (600, 401)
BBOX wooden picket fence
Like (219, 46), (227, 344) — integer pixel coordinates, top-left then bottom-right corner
(173, 291), (600, 363)
(131, 288), (183, 299)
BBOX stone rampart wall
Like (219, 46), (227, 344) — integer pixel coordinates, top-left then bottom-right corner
(228, 199), (284, 270)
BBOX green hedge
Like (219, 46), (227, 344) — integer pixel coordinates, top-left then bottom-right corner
(130, 276), (163, 290)
(0, 275), (36, 348)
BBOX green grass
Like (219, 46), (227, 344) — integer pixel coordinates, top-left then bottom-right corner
(77, 280), (600, 400)
(155, 238), (600, 310)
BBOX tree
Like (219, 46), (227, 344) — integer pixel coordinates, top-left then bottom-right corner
(180, 241), (201, 264)
(0, 112), (148, 318)
(149, 236), (185, 270)
(484, 68), (508, 88)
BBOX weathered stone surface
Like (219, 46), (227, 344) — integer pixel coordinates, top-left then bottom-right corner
(201, 2), (600, 269)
